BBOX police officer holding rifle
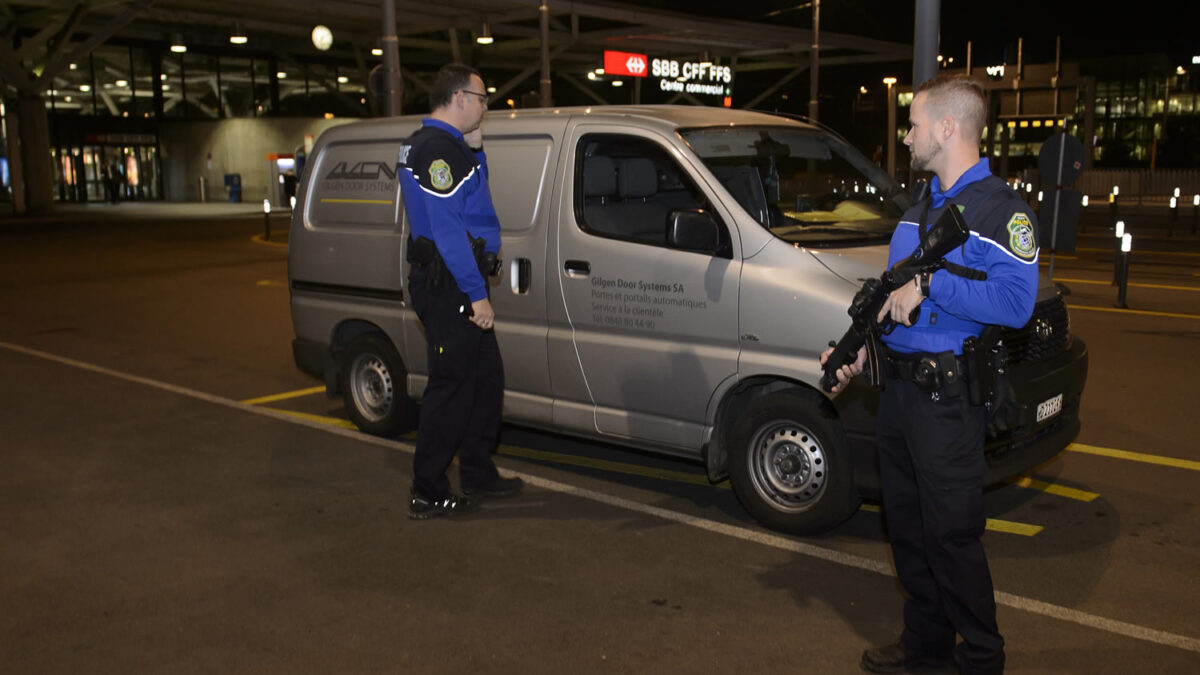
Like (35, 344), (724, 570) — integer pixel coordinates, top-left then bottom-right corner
(397, 63), (522, 520)
(821, 74), (1039, 675)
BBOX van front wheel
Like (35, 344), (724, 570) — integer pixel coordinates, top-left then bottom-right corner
(729, 391), (859, 534)
(340, 333), (416, 437)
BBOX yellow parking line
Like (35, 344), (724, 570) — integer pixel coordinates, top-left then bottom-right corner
(985, 519), (1044, 536)
(857, 504), (1042, 536)
(265, 408), (359, 429)
(1068, 443), (1200, 472)
(250, 233), (288, 247)
(1055, 277), (1200, 292)
(1067, 304), (1200, 320)
(1008, 476), (1099, 502)
(1076, 247), (1200, 258)
(240, 386), (327, 405)
(498, 444), (727, 489)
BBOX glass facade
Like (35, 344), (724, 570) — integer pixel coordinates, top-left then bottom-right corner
(42, 39), (371, 202)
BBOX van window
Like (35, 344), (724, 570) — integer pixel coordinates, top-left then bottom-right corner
(680, 126), (903, 248)
(308, 140), (403, 230)
(575, 134), (730, 256)
(485, 135), (554, 233)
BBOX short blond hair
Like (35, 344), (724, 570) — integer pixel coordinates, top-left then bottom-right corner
(916, 74), (987, 140)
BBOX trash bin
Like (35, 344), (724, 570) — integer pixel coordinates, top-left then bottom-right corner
(223, 173), (242, 203)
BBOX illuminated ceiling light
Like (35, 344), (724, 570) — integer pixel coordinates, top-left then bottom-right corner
(312, 24), (333, 51)
(69, 63), (77, 70)
(587, 72), (596, 80)
(612, 80), (623, 87)
(337, 75), (349, 84)
(371, 47), (383, 56)
(79, 84), (91, 92)
(1178, 66), (1187, 75)
(162, 84), (171, 91)
(230, 22), (248, 45)
(476, 22), (493, 45)
(160, 73), (167, 81)
(486, 86), (496, 93)
(277, 71), (288, 79)
(594, 68), (605, 75)
(115, 79), (128, 87)
(170, 33), (187, 53)
(859, 86), (868, 94)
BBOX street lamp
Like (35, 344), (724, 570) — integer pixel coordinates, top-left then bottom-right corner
(883, 77), (897, 179)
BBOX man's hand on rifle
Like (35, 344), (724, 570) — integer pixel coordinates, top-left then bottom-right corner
(878, 276), (925, 327)
(820, 344), (867, 394)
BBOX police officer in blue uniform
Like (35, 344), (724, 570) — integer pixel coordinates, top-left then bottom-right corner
(824, 74), (1039, 674)
(397, 63), (522, 519)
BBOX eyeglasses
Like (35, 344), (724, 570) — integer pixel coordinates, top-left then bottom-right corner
(459, 89), (488, 103)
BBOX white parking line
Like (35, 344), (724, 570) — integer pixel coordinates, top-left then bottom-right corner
(2, 338), (1198, 655)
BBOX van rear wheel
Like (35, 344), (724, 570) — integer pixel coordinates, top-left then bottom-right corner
(340, 333), (416, 437)
(728, 390), (859, 534)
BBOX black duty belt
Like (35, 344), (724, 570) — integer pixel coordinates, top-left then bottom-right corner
(883, 348), (968, 396)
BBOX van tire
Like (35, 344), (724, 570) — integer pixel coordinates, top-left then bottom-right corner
(340, 333), (416, 437)
(728, 390), (859, 534)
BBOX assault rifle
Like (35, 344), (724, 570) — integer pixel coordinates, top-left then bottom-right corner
(819, 203), (971, 392)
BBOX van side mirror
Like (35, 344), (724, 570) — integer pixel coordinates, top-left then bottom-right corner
(668, 209), (719, 253)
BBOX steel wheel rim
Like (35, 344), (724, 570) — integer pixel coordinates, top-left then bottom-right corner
(349, 353), (393, 423)
(747, 421), (828, 513)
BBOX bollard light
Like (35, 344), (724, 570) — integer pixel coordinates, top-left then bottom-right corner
(1037, 190), (1044, 202)
(1082, 195), (1089, 207)
(263, 199), (271, 214)
(290, 196), (297, 209)
(1112, 185), (1119, 196)
(1195, 194), (1200, 207)
(1026, 184), (1033, 194)
(1115, 220), (1125, 238)
(1171, 196), (1178, 209)
(1174, 187), (1181, 198)
(1121, 234), (1131, 253)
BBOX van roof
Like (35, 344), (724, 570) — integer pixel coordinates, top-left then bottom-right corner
(483, 104), (815, 130)
(335, 104), (816, 138)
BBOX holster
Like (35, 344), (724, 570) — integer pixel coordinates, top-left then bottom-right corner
(470, 233), (502, 278)
(963, 326), (1007, 409)
(407, 236), (452, 290)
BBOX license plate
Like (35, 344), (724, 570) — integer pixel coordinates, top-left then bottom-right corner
(1036, 393), (1063, 423)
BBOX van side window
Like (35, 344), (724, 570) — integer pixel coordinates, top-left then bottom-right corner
(575, 134), (730, 257)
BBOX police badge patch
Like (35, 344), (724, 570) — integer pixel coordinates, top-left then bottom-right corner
(428, 159), (453, 191)
(1006, 213), (1037, 260)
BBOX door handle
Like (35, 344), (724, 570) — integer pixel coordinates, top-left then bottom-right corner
(510, 257), (531, 294)
(564, 259), (590, 278)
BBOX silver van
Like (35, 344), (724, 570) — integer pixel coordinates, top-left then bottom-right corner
(288, 105), (1087, 534)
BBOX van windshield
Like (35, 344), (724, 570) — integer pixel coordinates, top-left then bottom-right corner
(680, 126), (907, 247)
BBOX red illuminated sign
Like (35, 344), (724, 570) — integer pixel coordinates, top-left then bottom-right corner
(603, 50), (648, 78)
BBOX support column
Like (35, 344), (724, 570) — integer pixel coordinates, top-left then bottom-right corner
(539, 0), (552, 107)
(382, 0), (403, 115)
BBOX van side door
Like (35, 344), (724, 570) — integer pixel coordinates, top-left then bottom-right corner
(548, 126), (742, 452)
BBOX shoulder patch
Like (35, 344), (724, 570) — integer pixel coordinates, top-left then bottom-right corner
(1006, 212), (1037, 259)
(428, 159), (453, 191)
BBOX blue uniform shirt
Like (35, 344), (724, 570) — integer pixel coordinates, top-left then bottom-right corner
(882, 158), (1040, 355)
(397, 118), (501, 302)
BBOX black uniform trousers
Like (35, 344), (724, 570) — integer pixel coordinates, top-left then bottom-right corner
(876, 376), (1005, 675)
(408, 266), (503, 501)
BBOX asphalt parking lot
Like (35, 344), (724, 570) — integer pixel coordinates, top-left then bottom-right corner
(1, 202), (1198, 674)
